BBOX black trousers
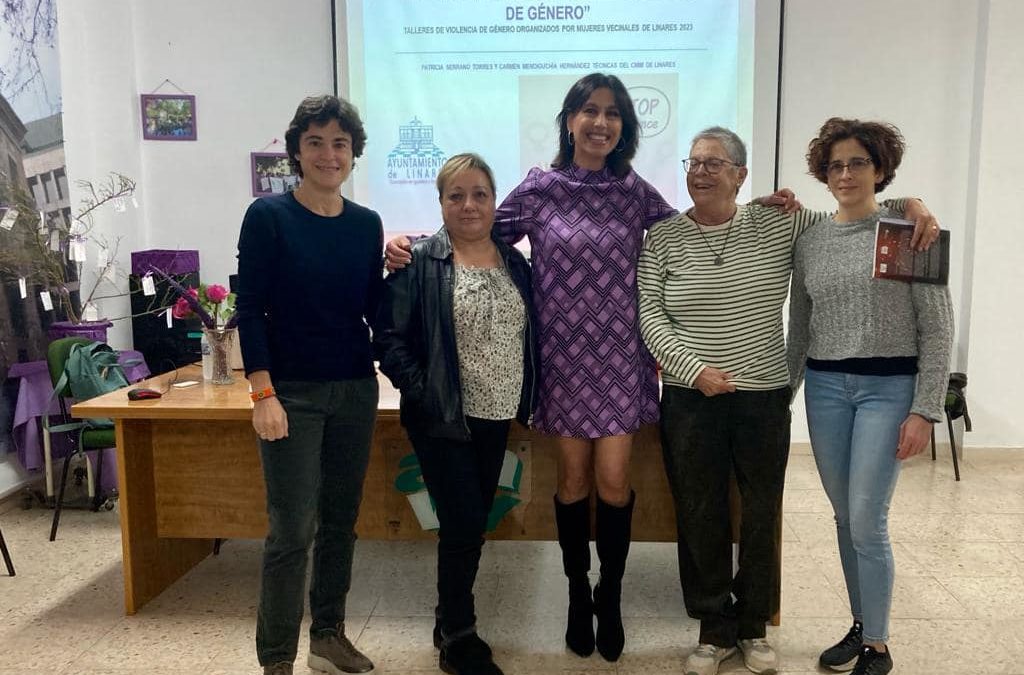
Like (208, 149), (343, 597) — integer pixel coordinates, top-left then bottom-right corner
(660, 385), (791, 646)
(409, 416), (511, 641)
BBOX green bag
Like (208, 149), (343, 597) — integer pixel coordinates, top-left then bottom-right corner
(52, 342), (130, 429)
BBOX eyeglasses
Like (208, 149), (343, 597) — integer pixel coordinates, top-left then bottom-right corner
(682, 157), (738, 175)
(824, 157), (873, 177)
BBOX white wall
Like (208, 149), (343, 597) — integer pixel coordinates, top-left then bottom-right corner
(961, 0), (1024, 447)
(58, 0), (334, 349)
(778, 0), (1023, 447)
(56, 0), (1024, 448)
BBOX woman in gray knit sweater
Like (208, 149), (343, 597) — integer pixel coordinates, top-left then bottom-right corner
(787, 118), (954, 675)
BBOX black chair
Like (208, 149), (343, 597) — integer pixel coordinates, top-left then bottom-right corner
(44, 337), (117, 541)
(0, 524), (13, 575)
(931, 372), (971, 481)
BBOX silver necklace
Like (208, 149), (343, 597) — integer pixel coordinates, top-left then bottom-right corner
(690, 209), (736, 266)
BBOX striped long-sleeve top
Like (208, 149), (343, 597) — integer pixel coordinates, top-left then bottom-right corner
(637, 200), (905, 390)
(638, 204), (815, 389)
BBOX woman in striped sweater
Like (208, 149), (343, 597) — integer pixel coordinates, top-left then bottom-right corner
(636, 127), (937, 675)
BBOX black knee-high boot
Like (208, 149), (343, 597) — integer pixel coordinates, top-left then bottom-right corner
(553, 495), (595, 657)
(593, 491), (634, 662)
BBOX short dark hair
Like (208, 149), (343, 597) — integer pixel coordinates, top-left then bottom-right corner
(552, 73), (639, 179)
(806, 117), (905, 193)
(284, 95), (367, 177)
(436, 153), (497, 200)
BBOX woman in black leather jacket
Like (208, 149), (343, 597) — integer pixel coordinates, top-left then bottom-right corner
(374, 153), (537, 675)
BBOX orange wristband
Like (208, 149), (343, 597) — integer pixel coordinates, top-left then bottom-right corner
(250, 387), (276, 403)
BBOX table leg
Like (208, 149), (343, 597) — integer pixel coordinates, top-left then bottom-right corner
(116, 419), (212, 614)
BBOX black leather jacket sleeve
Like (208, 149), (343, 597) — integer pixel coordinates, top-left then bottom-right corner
(373, 260), (427, 400)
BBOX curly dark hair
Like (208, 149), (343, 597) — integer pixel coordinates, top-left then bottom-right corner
(284, 95), (367, 177)
(552, 73), (639, 179)
(806, 117), (905, 193)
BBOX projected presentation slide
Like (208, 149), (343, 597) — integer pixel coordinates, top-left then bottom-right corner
(343, 0), (760, 235)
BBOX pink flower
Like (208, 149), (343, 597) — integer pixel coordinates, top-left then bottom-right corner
(171, 296), (193, 319)
(187, 287), (199, 298)
(205, 284), (229, 303)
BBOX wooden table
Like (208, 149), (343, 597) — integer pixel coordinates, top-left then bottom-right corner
(73, 366), (780, 620)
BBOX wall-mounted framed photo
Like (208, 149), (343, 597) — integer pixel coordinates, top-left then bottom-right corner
(250, 152), (300, 197)
(140, 93), (197, 141)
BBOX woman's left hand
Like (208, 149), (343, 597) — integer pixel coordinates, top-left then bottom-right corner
(905, 199), (941, 251)
(896, 413), (933, 460)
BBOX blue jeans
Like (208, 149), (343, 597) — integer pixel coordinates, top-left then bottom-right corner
(256, 378), (378, 666)
(804, 369), (915, 643)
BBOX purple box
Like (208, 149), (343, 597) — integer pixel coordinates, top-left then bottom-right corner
(131, 249), (200, 277)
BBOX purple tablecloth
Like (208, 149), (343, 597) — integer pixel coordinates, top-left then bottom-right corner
(8, 350), (150, 491)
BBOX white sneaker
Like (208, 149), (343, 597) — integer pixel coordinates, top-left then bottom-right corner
(738, 637), (778, 674)
(685, 643), (737, 675)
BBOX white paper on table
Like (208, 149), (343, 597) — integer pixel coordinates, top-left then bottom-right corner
(95, 246), (108, 269)
(18, 278), (27, 299)
(40, 290), (53, 311)
(406, 491), (440, 531)
(69, 238), (87, 262)
(82, 302), (99, 322)
(141, 273), (156, 296)
(0, 208), (18, 230)
(165, 307), (174, 328)
(49, 229), (61, 251)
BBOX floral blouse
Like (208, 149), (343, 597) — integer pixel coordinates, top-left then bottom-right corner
(452, 264), (526, 420)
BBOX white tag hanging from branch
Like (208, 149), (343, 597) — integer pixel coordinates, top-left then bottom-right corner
(0, 208), (17, 231)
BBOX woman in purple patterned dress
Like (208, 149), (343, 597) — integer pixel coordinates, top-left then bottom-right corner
(494, 73), (675, 662)
(387, 73), (675, 661)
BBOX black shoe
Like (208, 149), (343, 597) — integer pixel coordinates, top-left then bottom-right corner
(593, 580), (624, 662)
(566, 576), (595, 657)
(433, 620), (443, 649)
(819, 621), (863, 671)
(439, 633), (503, 675)
(850, 645), (893, 675)
(593, 492), (634, 663)
(554, 495), (595, 658)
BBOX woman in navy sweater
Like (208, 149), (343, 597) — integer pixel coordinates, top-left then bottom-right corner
(236, 95), (383, 675)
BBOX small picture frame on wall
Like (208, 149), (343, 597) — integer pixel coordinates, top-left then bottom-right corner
(250, 152), (300, 197)
(140, 94), (197, 141)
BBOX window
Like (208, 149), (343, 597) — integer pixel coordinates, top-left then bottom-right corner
(29, 176), (46, 208)
(41, 173), (53, 204)
(6, 155), (17, 187)
(55, 168), (68, 201)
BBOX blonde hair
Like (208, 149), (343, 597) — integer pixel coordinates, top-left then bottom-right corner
(436, 153), (497, 199)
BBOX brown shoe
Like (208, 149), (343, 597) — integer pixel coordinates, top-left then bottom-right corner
(263, 662), (293, 675)
(309, 623), (374, 674)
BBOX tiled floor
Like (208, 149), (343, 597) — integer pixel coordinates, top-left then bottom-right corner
(1, 445), (1023, 674)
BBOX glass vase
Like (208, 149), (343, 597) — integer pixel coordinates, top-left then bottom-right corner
(203, 327), (237, 385)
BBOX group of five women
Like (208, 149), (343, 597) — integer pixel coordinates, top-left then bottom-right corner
(236, 73), (953, 675)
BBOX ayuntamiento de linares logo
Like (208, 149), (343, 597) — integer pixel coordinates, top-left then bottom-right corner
(395, 449), (526, 531)
(387, 118), (447, 185)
